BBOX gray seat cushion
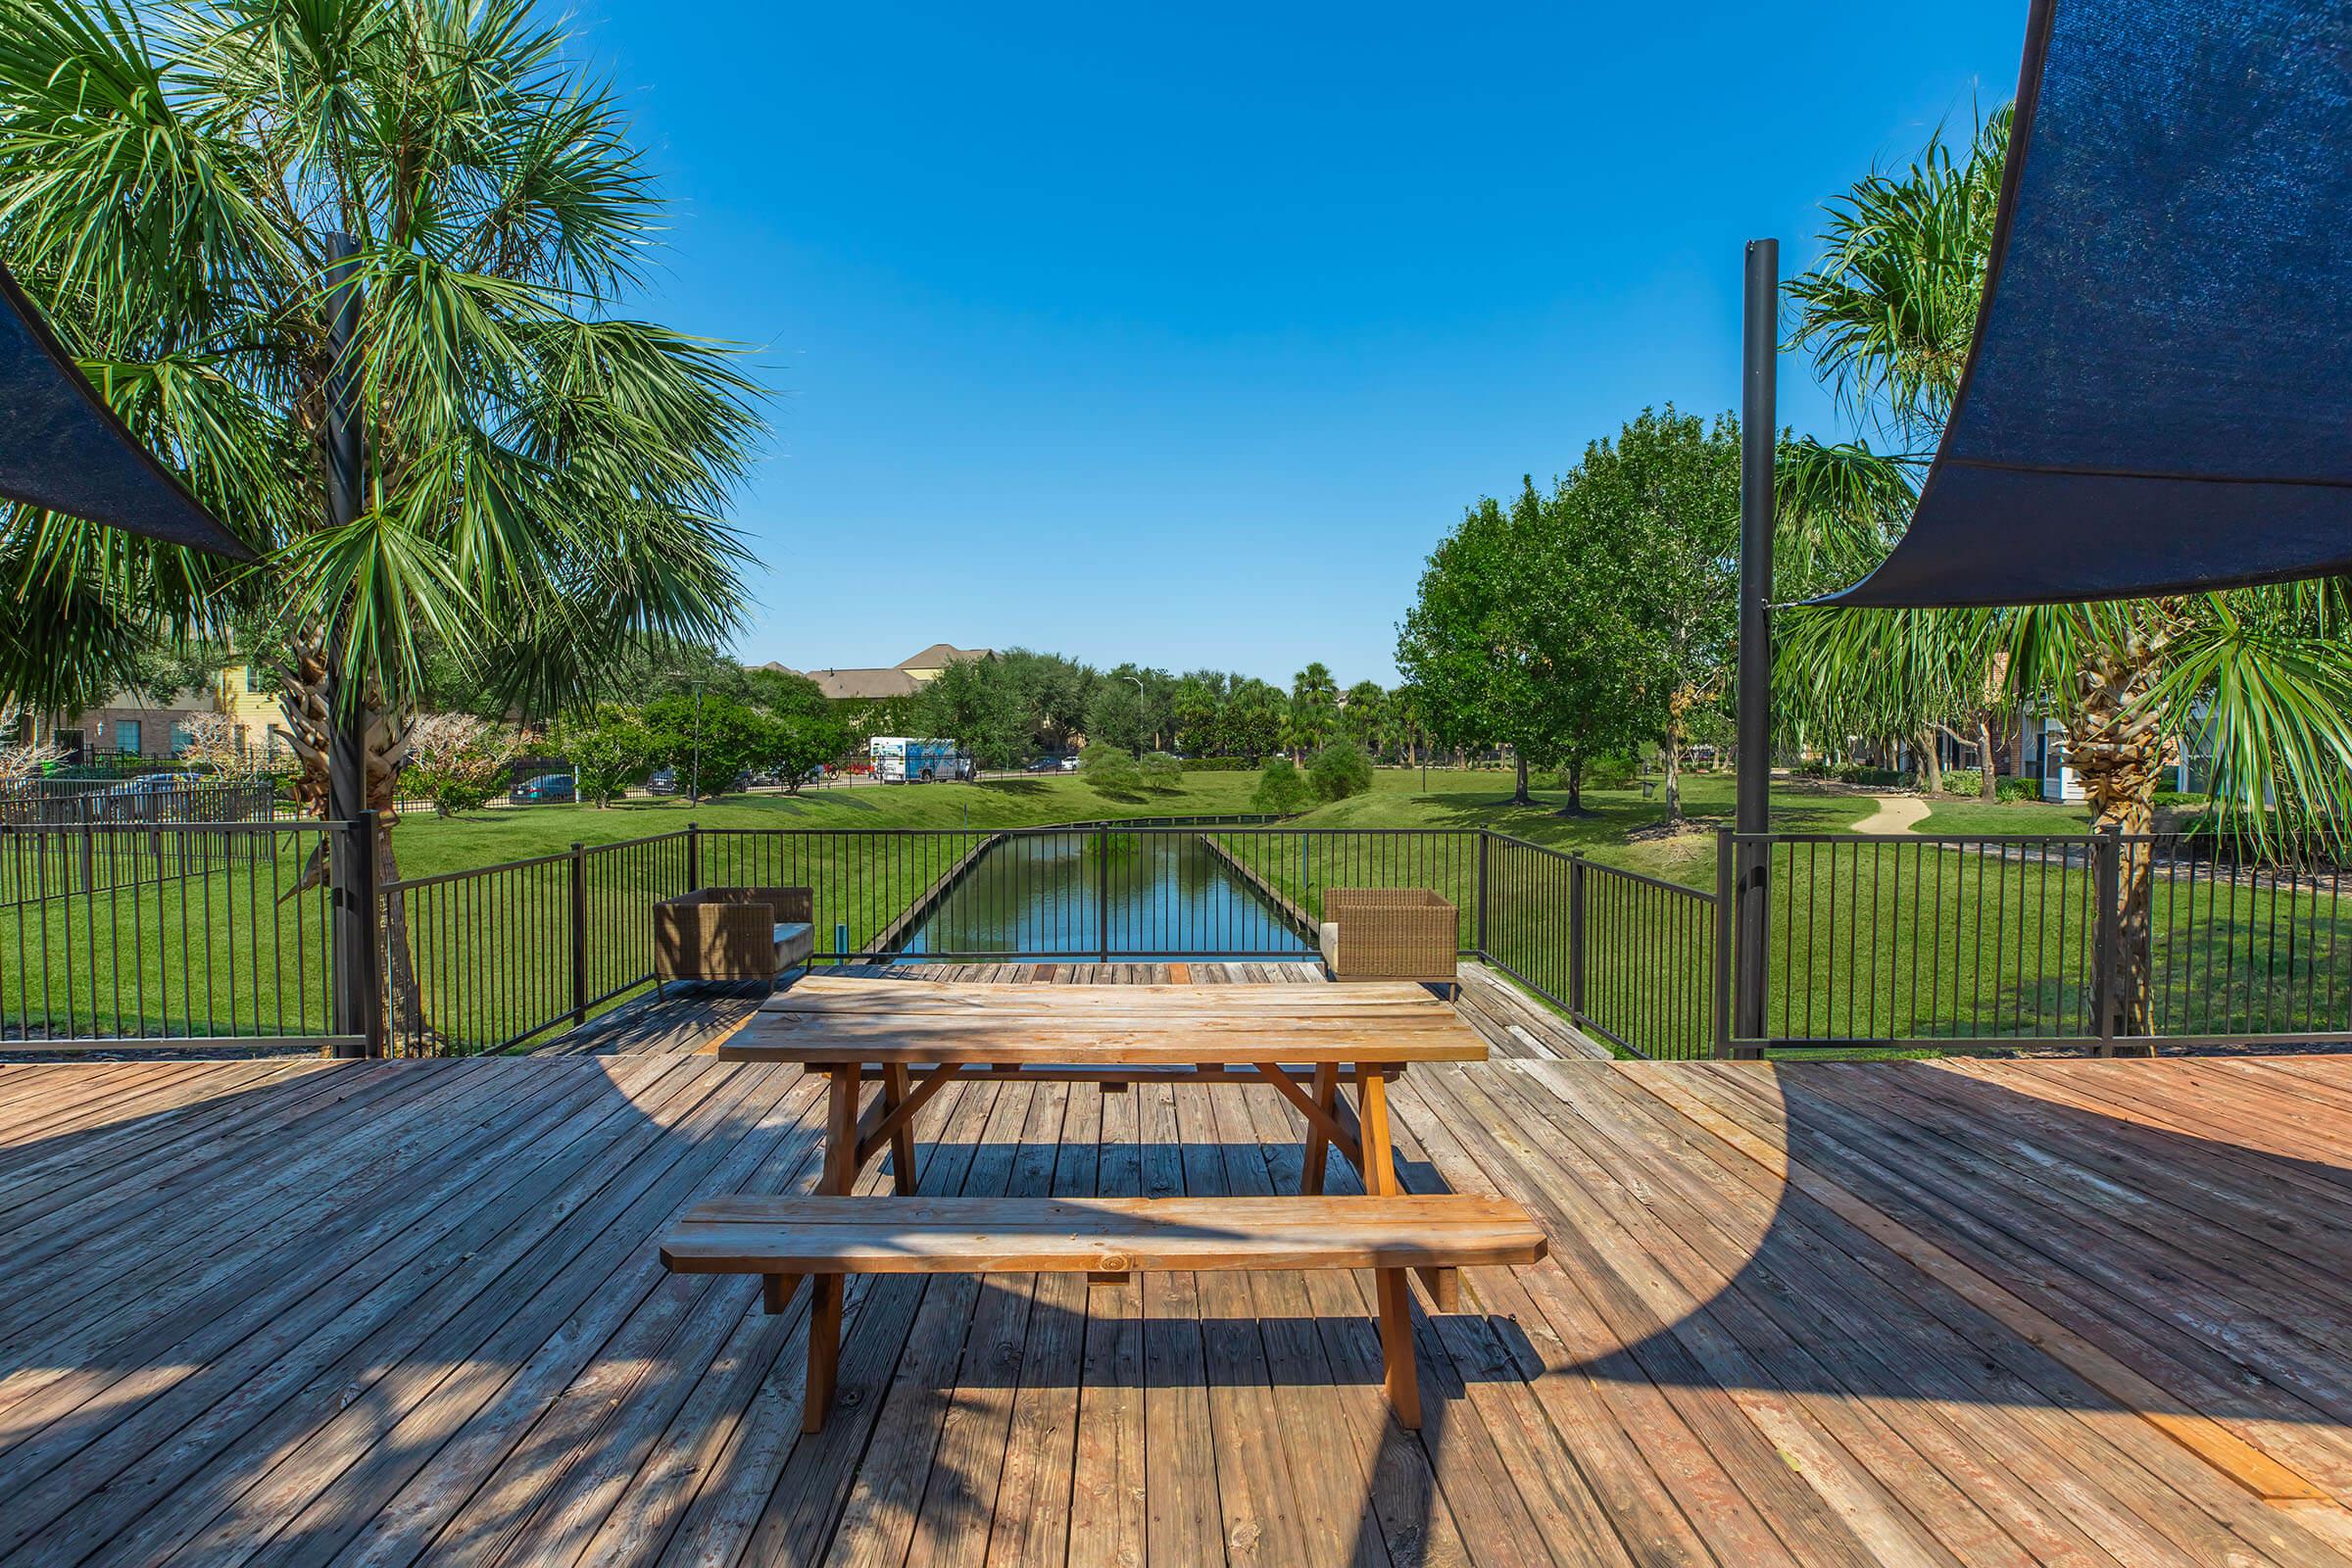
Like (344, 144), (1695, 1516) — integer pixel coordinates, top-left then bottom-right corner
(774, 921), (815, 968)
(1319, 921), (1340, 967)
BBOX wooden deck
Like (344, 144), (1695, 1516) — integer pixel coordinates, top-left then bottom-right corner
(5, 989), (2352, 1562)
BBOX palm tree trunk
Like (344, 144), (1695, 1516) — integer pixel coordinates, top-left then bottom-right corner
(2067, 612), (2180, 1047)
(280, 635), (425, 1049)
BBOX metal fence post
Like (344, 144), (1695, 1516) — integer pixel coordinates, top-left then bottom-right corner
(1567, 853), (1588, 1018)
(331, 809), (384, 1057)
(2093, 825), (2121, 1055)
(569, 841), (589, 1027)
(1097, 826), (1111, 961)
(1713, 828), (1736, 1058)
(686, 819), (702, 894)
(1476, 830), (1492, 957)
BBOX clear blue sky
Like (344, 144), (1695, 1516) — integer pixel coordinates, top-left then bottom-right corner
(566, 1), (2027, 687)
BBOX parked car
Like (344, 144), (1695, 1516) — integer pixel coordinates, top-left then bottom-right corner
(1025, 757), (1062, 773)
(646, 768), (678, 796)
(1058, 755), (1081, 772)
(509, 773), (576, 805)
(103, 772), (188, 797)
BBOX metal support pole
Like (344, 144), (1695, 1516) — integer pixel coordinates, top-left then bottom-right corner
(1733, 237), (1778, 1044)
(332, 809), (384, 1055)
(686, 819), (702, 893)
(321, 234), (374, 1057)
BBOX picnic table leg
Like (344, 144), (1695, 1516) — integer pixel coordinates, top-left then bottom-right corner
(1299, 1062), (1340, 1196)
(806, 1062), (859, 1432)
(1356, 1066), (1422, 1429)
(881, 1062), (918, 1194)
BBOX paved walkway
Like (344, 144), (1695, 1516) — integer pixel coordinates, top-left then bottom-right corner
(1853, 792), (1931, 834)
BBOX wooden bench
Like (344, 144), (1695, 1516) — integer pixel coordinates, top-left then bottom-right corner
(661, 1193), (1547, 1432)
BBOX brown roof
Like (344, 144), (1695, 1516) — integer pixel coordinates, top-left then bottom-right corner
(895, 644), (992, 671)
(803, 667), (920, 700)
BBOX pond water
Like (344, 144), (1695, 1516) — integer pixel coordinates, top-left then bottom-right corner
(893, 831), (1316, 960)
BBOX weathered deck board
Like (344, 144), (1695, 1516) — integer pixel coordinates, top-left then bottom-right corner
(5, 994), (2352, 1563)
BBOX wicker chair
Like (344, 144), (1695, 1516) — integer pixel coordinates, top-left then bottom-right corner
(1318, 888), (1459, 991)
(654, 887), (816, 987)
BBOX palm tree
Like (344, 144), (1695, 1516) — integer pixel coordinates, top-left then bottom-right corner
(0, 0), (760, 1034)
(1780, 110), (2352, 1037)
(1288, 662), (1339, 760)
(1342, 679), (1386, 756)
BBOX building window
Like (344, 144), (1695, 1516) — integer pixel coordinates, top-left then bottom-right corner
(171, 722), (194, 756)
(116, 719), (142, 756)
(244, 663), (265, 693)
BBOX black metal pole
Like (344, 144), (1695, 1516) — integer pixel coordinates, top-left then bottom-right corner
(322, 233), (374, 1055)
(1734, 238), (1777, 1044)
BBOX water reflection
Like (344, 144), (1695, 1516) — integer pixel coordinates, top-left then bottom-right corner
(895, 831), (1315, 959)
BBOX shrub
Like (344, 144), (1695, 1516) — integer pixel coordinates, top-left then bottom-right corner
(1080, 747), (1144, 798)
(404, 713), (517, 817)
(1940, 768), (1983, 797)
(1305, 744), (1373, 803)
(1583, 754), (1638, 791)
(1139, 752), (1184, 792)
(1250, 758), (1314, 813)
(1997, 777), (2042, 803)
(561, 710), (656, 807)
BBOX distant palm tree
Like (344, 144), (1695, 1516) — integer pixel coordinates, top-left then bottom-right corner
(1289, 662), (1340, 760)
(0, 0), (760, 1030)
(1781, 111), (2352, 1035)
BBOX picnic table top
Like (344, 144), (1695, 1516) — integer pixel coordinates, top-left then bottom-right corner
(723, 976), (1488, 1066)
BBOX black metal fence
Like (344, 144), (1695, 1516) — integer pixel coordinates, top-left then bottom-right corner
(0, 776), (284, 829)
(1723, 831), (2352, 1054)
(0, 818), (349, 1048)
(16, 814), (2352, 1062)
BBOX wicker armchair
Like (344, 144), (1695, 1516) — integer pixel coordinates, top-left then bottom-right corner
(654, 887), (816, 987)
(1318, 888), (1459, 990)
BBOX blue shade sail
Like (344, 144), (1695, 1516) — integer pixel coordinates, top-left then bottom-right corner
(1824, 0), (2352, 607)
(0, 261), (253, 561)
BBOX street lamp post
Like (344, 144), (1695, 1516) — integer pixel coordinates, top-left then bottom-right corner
(1124, 675), (1146, 753)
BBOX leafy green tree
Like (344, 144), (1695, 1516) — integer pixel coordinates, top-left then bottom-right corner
(1396, 480), (1644, 808)
(1170, 673), (1224, 756)
(1250, 758), (1313, 813)
(1562, 408), (1740, 825)
(560, 709), (656, 807)
(770, 710), (850, 792)
(1226, 679), (1289, 762)
(747, 666), (833, 719)
(641, 695), (773, 800)
(0, 0), (759, 1031)
(1084, 679), (1147, 756)
(1139, 752), (1183, 793)
(1306, 743), (1373, 803)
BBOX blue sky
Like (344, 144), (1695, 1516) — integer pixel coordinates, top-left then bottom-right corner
(566, 1), (2027, 686)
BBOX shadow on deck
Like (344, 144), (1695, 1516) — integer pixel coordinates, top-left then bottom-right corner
(2, 979), (2351, 1564)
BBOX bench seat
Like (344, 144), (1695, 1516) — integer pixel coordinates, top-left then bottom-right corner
(661, 1193), (1546, 1430)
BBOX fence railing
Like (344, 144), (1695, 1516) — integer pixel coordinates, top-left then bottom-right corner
(1722, 830), (2352, 1054)
(17, 813), (2352, 1062)
(1483, 837), (1717, 1060)
(0, 776), (285, 830)
(0, 818), (354, 1049)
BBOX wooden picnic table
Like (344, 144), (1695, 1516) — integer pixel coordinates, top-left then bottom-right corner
(715, 975), (1497, 1427)
(720, 976), (1485, 1204)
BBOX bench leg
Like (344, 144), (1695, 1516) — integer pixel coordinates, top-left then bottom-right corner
(763, 1272), (805, 1314)
(1357, 1067), (1422, 1427)
(805, 1273), (844, 1433)
(1415, 1265), (1460, 1313)
(1299, 1062), (1339, 1196)
(881, 1063), (918, 1195)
